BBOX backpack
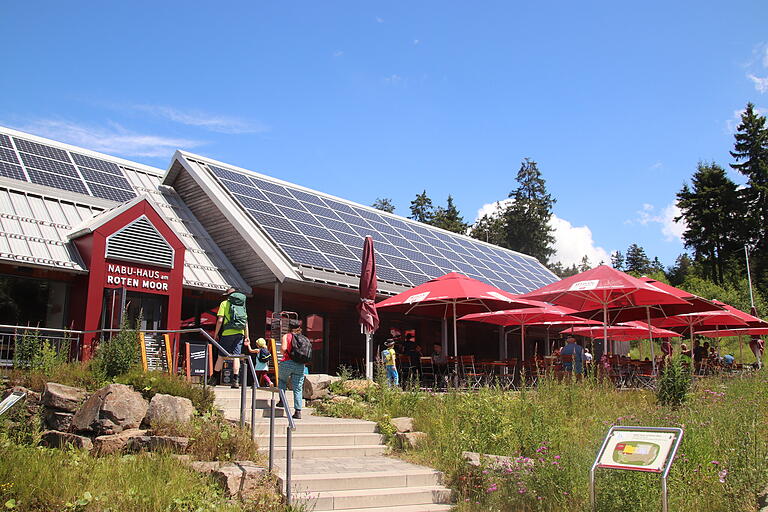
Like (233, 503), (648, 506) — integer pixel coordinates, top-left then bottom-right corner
(223, 292), (248, 331)
(289, 333), (313, 364)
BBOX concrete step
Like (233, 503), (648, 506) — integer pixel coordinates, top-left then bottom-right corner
(309, 485), (452, 511)
(281, 469), (442, 493)
(214, 396), (307, 409)
(317, 505), (453, 512)
(218, 407), (315, 419)
(256, 432), (384, 448)
(261, 444), (387, 459)
(250, 419), (378, 435)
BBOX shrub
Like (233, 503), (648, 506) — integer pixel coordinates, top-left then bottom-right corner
(93, 316), (140, 379)
(116, 368), (215, 414)
(5, 362), (106, 392)
(656, 356), (692, 408)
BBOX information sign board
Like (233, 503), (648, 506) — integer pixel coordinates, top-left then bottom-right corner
(185, 342), (212, 379)
(140, 333), (172, 373)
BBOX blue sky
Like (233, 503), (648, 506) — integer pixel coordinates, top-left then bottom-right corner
(2, 1), (767, 268)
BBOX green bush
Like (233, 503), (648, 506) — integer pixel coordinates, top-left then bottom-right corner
(5, 362), (106, 392)
(656, 356), (692, 408)
(116, 368), (215, 414)
(93, 316), (140, 380)
(12, 330), (70, 374)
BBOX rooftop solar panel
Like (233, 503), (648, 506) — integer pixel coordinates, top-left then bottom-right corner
(0, 134), (12, 149)
(26, 168), (88, 195)
(202, 160), (559, 291)
(79, 167), (132, 190)
(14, 138), (70, 162)
(19, 153), (80, 178)
(0, 147), (20, 165)
(70, 153), (122, 175)
(0, 161), (26, 181)
(87, 183), (136, 202)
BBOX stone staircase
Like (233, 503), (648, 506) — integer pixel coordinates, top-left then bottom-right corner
(213, 386), (453, 511)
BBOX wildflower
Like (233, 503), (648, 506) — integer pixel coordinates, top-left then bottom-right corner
(482, 470), (489, 474)
(718, 469), (728, 483)
(710, 461), (719, 465)
(553, 455), (561, 460)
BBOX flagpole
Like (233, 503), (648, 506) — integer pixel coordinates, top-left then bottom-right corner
(746, 245), (756, 310)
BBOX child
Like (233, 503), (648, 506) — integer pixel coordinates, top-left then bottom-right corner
(381, 339), (399, 386)
(244, 337), (273, 387)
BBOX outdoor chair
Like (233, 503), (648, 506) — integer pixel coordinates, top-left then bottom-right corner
(459, 355), (485, 389)
(502, 358), (518, 390)
(418, 357), (437, 389)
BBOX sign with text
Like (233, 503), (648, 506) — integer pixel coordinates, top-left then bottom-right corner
(140, 333), (172, 373)
(105, 262), (172, 294)
(185, 342), (212, 378)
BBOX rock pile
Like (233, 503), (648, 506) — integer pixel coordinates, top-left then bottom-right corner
(21, 382), (197, 456)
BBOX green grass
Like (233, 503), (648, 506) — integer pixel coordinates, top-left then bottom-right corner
(317, 371), (768, 511)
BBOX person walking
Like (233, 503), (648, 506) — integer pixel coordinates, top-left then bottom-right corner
(244, 337), (273, 387)
(277, 319), (311, 419)
(559, 335), (584, 375)
(381, 339), (399, 386)
(212, 287), (249, 388)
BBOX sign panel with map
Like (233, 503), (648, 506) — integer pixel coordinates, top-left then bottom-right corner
(597, 429), (679, 473)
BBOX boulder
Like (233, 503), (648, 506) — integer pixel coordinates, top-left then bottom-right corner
(396, 431), (427, 449)
(44, 410), (74, 432)
(462, 451), (520, 468)
(42, 382), (86, 412)
(302, 374), (340, 400)
(40, 430), (93, 451)
(759, 485), (768, 510)
(391, 417), (414, 433)
(341, 379), (378, 394)
(93, 429), (147, 455)
(126, 435), (189, 453)
(329, 395), (354, 404)
(72, 384), (148, 435)
(211, 461), (267, 498)
(145, 393), (195, 426)
(187, 461), (222, 474)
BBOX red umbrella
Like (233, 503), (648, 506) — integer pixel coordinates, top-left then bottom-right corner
(711, 300), (768, 327)
(459, 305), (590, 360)
(376, 272), (544, 356)
(357, 236), (379, 379)
(518, 265), (689, 356)
(569, 322), (680, 340)
(696, 327), (768, 337)
(651, 310), (749, 350)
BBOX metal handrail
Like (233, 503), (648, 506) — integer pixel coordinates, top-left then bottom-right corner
(0, 324), (297, 503)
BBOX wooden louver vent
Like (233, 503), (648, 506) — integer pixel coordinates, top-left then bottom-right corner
(106, 216), (174, 268)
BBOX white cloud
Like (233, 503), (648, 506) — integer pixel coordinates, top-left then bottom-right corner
(649, 162), (663, 170)
(333, 50), (344, 57)
(726, 106), (768, 134)
(473, 200), (610, 267)
(748, 74), (768, 94)
(384, 74), (403, 85)
(632, 202), (686, 242)
(413, 39), (420, 45)
(376, 17), (384, 23)
(132, 105), (269, 134)
(12, 119), (205, 158)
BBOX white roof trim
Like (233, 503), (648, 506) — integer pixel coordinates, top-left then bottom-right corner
(169, 153), (301, 283)
(67, 194), (178, 241)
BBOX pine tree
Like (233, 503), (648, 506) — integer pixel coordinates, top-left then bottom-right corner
(625, 244), (651, 275)
(432, 195), (468, 234)
(470, 202), (508, 246)
(372, 197), (395, 213)
(668, 254), (693, 286)
(676, 162), (745, 284)
(611, 250), (625, 271)
(409, 190), (435, 224)
(504, 159), (556, 264)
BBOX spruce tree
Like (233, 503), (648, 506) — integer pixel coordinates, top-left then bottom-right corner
(676, 162), (745, 284)
(504, 159), (556, 264)
(409, 190), (435, 224)
(730, 103), (768, 284)
(470, 203), (508, 246)
(372, 197), (396, 213)
(432, 195), (468, 234)
(611, 250), (625, 271)
(625, 244), (651, 275)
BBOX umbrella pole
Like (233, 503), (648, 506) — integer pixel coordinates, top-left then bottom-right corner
(603, 306), (608, 357)
(521, 324), (526, 362)
(365, 332), (373, 380)
(739, 335), (743, 363)
(452, 302), (458, 357)
(646, 307), (656, 374)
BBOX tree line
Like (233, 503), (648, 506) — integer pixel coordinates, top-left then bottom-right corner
(371, 101), (768, 314)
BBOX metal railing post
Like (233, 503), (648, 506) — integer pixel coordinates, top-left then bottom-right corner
(250, 361), (257, 441)
(269, 396), (275, 472)
(286, 426), (293, 505)
(240, 359), (247, 429)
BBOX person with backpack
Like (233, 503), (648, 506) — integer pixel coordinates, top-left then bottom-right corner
(212, 287), (249, 388)
(277, 318), (312, 419)
(244, 337), (273, 387)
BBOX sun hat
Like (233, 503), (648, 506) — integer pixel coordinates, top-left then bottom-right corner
(384, 339), (396, 347)
(255, 338), (267, 348)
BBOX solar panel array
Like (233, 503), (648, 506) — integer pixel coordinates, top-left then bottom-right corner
(204, 162), (559, 294)
(0, 133), (136, 203)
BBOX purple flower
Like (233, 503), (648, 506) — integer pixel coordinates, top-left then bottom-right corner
(718, 469), (728, 483)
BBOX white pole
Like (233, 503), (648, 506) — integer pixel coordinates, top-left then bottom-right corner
(746, 246), (756, 310)
(365, 332), (373, 380)
(603, 306), (608, 357)
(521, 324), (526, 362)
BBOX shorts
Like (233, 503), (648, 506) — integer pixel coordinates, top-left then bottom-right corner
(219, 333), (244, 356)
